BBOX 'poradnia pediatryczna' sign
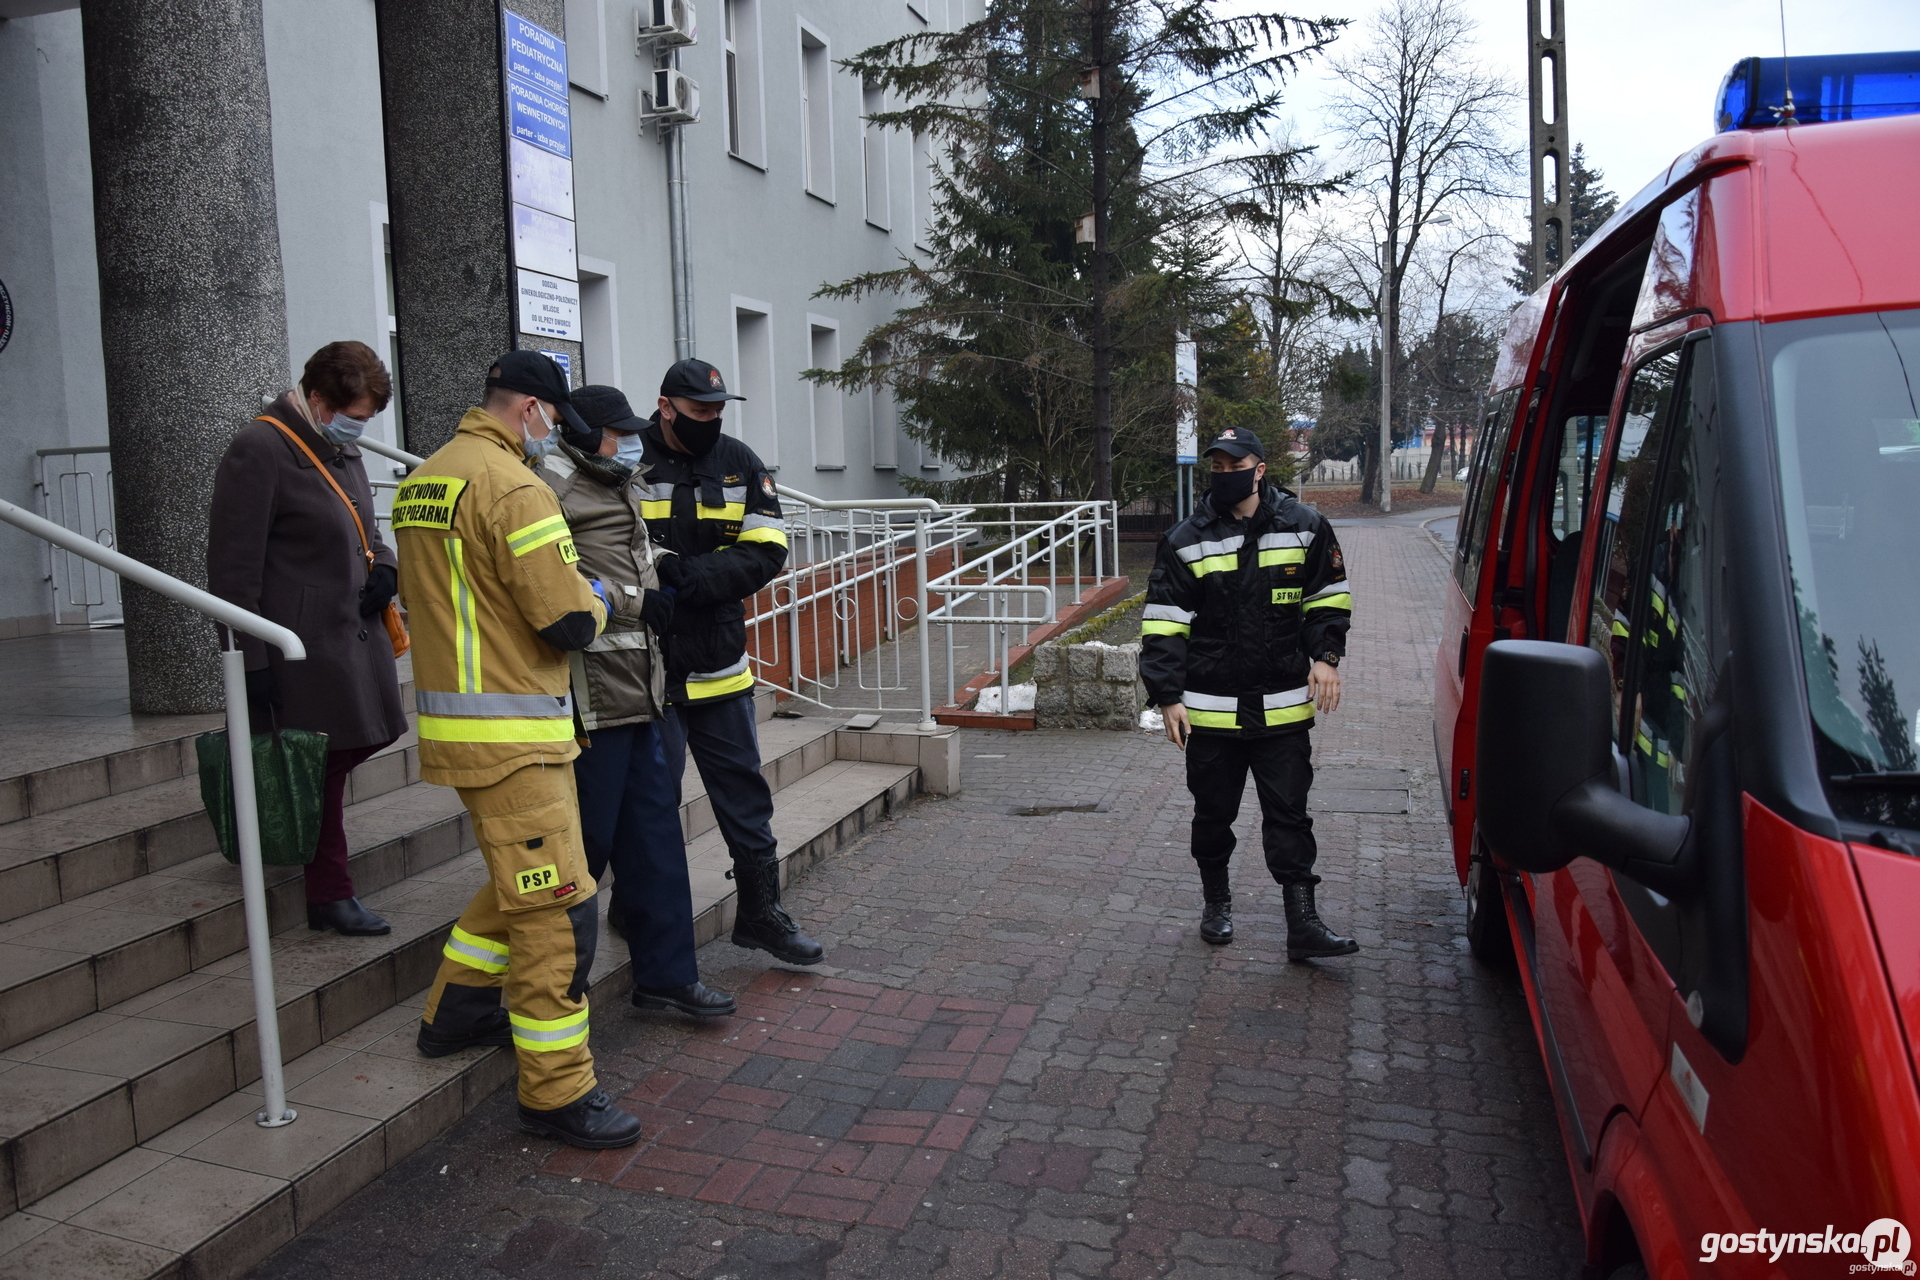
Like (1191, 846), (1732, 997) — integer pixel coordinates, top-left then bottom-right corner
(504, 12), (581, 347)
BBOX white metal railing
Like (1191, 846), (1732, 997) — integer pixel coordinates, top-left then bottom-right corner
(34, 446), (122, 626)
(0, 498), (306, 1130)
(925, 501), (1115, 713)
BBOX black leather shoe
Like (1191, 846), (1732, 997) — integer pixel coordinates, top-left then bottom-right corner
(1283, 882), (1358, 961)
(519, 1088), (643, 1149)
(1200, 899), (1234, 945)
(308, 897), (391, 936)
(417, 1014), (511, 1058)
(632, 980), (737, 1018)
(732, 903), (825, 965)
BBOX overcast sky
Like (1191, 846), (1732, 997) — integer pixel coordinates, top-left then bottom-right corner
(1274, 0), (1920, 209)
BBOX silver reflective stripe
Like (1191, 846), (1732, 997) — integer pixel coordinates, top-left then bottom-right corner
(647, 482), (676, 501)
(586, 631), (649, 652)
(721, 485), (747, 503)
(1175, 535), (1244, 564)
(510, 1018), (587, 1043)
(688, 654), (750, 682)
(1304, 582), (1350, 601)
(444, 933), (507, 970)
(416, 690), (574, 717)
(1262, 686), (1312, 709)
(1182, 690), (1238, 711)
(1257, 531), (1314, 549)
(1143, 603), (1195, 624)
(740, 512), (783, 531)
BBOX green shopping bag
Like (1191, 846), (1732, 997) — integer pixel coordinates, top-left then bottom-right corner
(195, 727), (330, 866)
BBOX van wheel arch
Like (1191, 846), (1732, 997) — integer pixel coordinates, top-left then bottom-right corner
(1465, 831), (1515, 967)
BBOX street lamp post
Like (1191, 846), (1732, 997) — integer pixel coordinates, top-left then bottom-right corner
(1377, 243), (1392, 514)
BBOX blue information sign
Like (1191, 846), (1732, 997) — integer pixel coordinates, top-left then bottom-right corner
(503, 12), (570, 159)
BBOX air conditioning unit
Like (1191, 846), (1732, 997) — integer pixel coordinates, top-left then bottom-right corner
(636, 0), (697, 48)
(645, 68), (700, 123)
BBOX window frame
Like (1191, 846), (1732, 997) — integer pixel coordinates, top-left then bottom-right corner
(798, 22), (834, 203)
(724, 0), (767, 168)
(861, 79), (891, 230)
(807, 315), (845, 469)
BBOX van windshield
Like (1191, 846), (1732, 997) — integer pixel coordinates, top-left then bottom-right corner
(1770, 309), (1920, 828)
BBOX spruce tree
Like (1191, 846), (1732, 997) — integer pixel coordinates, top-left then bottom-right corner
(1511, 142), (1620, 292)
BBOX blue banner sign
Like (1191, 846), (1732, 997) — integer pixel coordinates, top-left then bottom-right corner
(503, 12), (570, 158)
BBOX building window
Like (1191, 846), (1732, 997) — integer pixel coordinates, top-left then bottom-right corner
(809, 319), (844, 469)
(578, 255), (620, 388)
(800, 25), (833, 202)
(724, 0), (765, 165)
(563, 0), (608, 97)
(911, 130), (934, 250)
(870, 344), (897, 470)
(862, 80), (890, 229)
(733, 299), (778, 467)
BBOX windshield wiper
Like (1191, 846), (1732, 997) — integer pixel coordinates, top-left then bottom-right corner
(1829, 771), (1920, 786)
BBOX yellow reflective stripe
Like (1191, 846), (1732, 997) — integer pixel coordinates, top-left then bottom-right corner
(1611, 619), (1630, 637)
(447, 538), (480, 694)
(683, 668), (757, 701)
(1257, 548), (1307, 568)
(510, 1005), (590, 1051)
(1188, 709), (1241, 728)
(507, 514), (571, 557)
(418, 715), (577, 743)
(1141, 620), (1190, 638)
(733, 525), (790, 547)
(443, 926), (509, 974)
(640, 500), (673, 519)
(1263, 703), (1316, 727)
(1304, 592), (1352, 612)
(1189, 554), (1239, 577)
(697, 503), (747, 521)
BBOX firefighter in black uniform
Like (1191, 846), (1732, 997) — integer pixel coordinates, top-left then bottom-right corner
(641, 359), (825, 966)
(1139, 427), (1358, 961)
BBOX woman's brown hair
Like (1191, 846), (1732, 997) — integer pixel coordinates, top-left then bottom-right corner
(302, 341), (393, 414)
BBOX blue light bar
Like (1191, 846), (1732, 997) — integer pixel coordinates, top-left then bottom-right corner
(1716, 51), (1920, 131)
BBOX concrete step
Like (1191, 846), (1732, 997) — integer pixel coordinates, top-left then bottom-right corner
(0, 718), (841, 1058)
(0, 755), (923, 1280)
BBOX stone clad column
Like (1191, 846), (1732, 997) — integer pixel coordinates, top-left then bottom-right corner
(81, 0), (290, 714)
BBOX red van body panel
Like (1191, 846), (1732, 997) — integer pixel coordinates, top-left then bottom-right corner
(1441, 113), (1920, 1275)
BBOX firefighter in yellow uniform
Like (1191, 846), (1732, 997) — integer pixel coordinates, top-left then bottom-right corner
(395, 352), (641, 1150)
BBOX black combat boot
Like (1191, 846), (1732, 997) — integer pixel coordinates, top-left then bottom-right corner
(1200, 899), (1234, 945)
(632, 980), (737, 1018)
(518, 1089), (643, 1149)
(1283, 881), (1358, 961)
(417, 984), (512, 1057)
(731, 855), (825, 965)
(308, 897), (391, 936)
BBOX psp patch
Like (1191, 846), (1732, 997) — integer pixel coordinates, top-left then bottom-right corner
(558, 537), (579, 564)
(1272, 587), (1303, 605)
(515, 863), (560, 895)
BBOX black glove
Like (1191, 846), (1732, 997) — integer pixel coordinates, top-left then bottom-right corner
(244, 665), (279, 727)
(639, 588), (675, 633)
(653, 551), (688, 592)
(359, 563), (398, 618)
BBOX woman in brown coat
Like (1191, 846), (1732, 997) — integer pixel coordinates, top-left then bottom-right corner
(208, 341), (409, 935)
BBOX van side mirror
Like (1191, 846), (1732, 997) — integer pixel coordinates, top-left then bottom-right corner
(1476, 641), (1689, 876)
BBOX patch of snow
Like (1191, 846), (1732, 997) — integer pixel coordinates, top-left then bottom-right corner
(1138, 707), (1164, 732)
(973, 682), (1037, 713)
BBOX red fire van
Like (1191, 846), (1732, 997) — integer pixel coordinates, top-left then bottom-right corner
(1438, 58), (1920, 1278)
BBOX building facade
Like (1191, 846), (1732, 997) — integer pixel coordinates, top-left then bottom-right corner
(0, 0), (967, 699)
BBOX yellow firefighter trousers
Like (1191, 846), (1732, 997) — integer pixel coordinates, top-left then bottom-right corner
(422, 762), (600, 1110)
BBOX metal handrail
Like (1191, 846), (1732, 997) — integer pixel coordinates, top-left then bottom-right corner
(356, 436), (423, 468)
(773, 483), (941, 512)
(0, 497), (306, 1130)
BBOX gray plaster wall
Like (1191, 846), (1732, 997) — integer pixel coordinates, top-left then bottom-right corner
(0, 11), (109, 636)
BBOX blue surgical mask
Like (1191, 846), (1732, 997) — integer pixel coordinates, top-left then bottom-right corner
(523, 404), (561, 460)
(319, 411), (368, 447)
(612, 430), (645, 465)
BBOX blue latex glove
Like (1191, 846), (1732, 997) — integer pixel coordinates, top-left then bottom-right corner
(588, 578), (611, 614)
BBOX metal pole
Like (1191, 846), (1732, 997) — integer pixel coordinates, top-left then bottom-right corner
(913, 515), (935, 730)
(1378, 259), (1394, 515)
(1528, 0), (1570, 291)
(222, 641), (296, 1128)
(665, 98), (696, 359)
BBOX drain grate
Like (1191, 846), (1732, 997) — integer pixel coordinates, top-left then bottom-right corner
(1011, 801), (1112, 816)
(1312, 768), (1411, 814)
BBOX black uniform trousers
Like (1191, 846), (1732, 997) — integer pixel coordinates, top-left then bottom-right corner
(574, 718), (698, 990)
(1185, 729), (1318, 894)
(659, 693), (779, 883)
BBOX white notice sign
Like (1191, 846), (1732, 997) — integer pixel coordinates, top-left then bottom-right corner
(512, 203), (577, 280)
(1174, 331), (1199, 464)
(511, 137), (575, 220)
(517, 269), (580, 342)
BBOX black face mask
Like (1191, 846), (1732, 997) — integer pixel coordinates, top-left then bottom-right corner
(1209, 465), (1261, 508)
(668, 412), (723, 456)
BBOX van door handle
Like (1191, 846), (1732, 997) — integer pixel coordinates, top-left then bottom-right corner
(1458, 630), (1470, 679)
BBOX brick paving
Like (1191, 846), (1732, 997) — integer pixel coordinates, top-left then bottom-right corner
(249, 515), (1585, 1280)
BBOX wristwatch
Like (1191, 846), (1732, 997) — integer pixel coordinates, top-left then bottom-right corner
(1319, 652), (1341, 668)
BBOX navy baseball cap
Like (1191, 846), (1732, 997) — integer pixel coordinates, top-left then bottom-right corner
(485, 350), (589, 435)
(1203, 427), (1264, 460)
(661, 358), (746, 403)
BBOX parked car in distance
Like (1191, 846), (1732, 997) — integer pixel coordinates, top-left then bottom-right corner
(1437, 51), (1920, 1279)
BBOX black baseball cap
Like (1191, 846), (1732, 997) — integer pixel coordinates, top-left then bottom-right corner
(571, 384), (647, 434)
(661, 358), (746, 403)
(1202, 426), (1264, 460)
(485, 350), (590, 435)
